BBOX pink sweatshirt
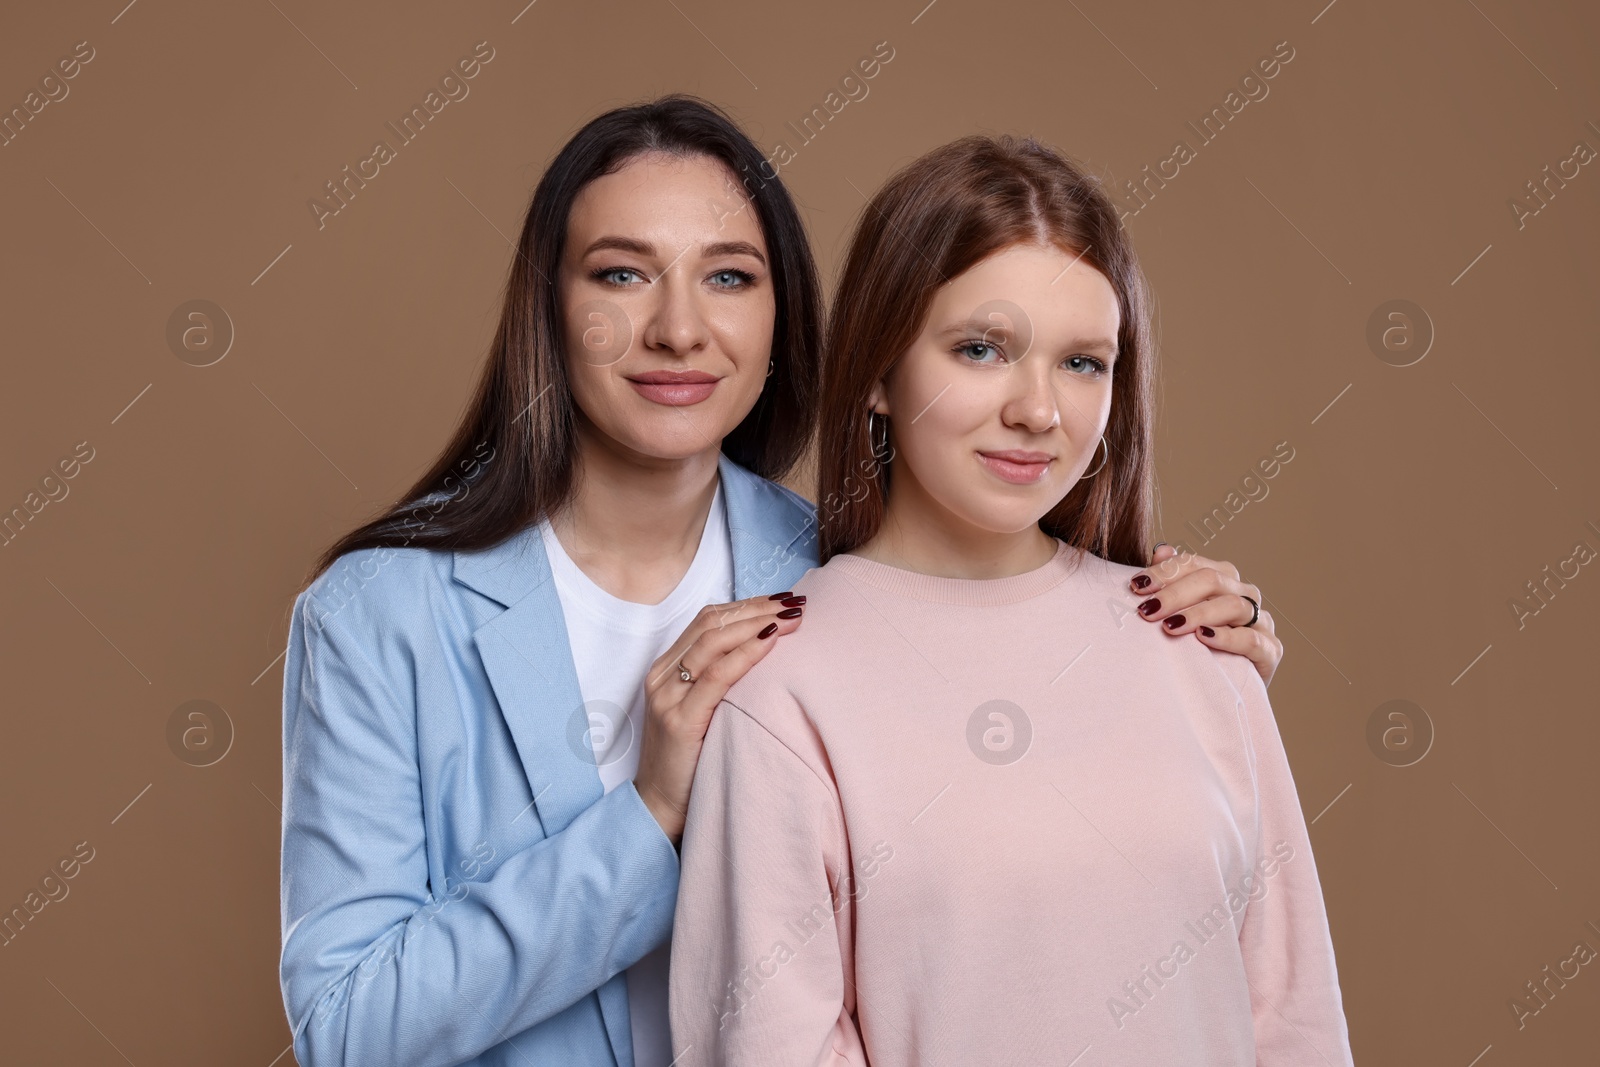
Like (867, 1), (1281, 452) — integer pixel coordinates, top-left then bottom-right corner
(668, 539), (1354, 1067)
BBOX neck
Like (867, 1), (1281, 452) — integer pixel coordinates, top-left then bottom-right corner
(851, 466), (1058, 580)
(547, 421), (722, 601)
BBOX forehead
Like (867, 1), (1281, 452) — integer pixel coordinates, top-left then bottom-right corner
(566, 152), (766, 252)
(929, 243), (1120, 340)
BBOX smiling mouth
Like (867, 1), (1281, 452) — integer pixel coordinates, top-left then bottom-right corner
(625, 371), (721, 407)
(976, 451), (1052, 484)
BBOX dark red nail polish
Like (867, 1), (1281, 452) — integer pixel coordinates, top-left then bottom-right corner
(1138, 598), (1160, 617)
(1131, 574), (1151, 590)
(781, 595), (806, 607)
(1164, 613), (1186, 630)
(767, 590), (794, 600)
(776, 607), (802, 619)
(758, 622), (778, 638)
(1199, 625), (1215, 637)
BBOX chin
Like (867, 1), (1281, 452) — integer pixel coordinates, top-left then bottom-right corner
(649, 419), (742, 457)
(651, 432), (730, 461)
(953, 500), (1054, 536)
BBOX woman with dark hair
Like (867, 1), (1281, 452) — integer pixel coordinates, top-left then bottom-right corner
(278, 96), (1283, 1067)
(668, 135), (1352, 1065)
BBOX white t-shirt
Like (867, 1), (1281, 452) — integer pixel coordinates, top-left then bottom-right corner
(537, 478), (735, 1067)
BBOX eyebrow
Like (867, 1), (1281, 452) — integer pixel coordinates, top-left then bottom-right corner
(580, 236), (766, 265)
(938, 318), (1118, 355)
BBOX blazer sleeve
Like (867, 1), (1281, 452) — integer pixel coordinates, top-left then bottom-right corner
(279, 587), (681, 1067)
(1219, 653), (1356, 1067)
(668, 697), (868, 1067)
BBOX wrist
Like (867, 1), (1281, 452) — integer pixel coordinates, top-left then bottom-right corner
(636, 779), (684, 847)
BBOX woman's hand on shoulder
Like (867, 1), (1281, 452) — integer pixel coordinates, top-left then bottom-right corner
(1127, 544), (1282, 687)
(633, 591), (806, 845)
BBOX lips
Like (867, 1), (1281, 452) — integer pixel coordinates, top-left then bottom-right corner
(626, 370), (721, 407)
(977, 450), (1052, 485)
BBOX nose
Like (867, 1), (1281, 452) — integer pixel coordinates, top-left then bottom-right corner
(640, 266), (711, 356)
(1000, 360), (1064, 435)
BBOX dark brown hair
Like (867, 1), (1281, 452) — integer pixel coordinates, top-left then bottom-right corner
(816, 134), (1156, 566)
(302, 95), (821, 587)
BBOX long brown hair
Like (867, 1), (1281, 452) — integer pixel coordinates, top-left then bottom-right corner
(816, 134), (1156, 567)
(302, 95), (822, 588)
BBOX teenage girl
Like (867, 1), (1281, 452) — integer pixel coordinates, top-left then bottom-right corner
(668, 133), (1350, 1066)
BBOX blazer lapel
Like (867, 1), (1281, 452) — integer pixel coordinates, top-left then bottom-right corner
(454, 525), (600, 835)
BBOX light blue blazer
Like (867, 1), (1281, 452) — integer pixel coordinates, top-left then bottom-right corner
(279, 452), (818, 1067)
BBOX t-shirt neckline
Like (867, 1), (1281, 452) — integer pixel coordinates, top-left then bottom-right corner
(540, 478), (729, 629)
(825, 537), (1081, 606)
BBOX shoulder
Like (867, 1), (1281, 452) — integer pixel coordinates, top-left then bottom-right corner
(710, 686), (838, 804)
(1064, 546), (1145, 592)
(284, 536), (510, 742)
(280, 546), (452, 742)
(1205, 638), (1271, 718)
(714, 625), (837, 779)
(765, 475), (816, 521)
(719, 654), (805, 738)
(720, 454), (817, 549)
(292, 538), (469, 657)
(1068, 545), (1268, 707)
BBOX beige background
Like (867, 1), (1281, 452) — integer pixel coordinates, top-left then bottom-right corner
(2, 0), (1597, 1062)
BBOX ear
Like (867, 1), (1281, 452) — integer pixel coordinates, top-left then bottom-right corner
(866, 379), (890, 416)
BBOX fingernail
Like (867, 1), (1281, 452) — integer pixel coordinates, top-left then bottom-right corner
(758, 622), (778, 638)
(1199, 625), (1215, 637)
(1131, 574), (1151, 591)
(1138, 598), (1160, 617)
(767, 590), (795, 600)
(776, 607), (802, 619)
(1153, 542), (1168, 551)
(1164, 613), (1186, 630)
(780, 595), (806, 607)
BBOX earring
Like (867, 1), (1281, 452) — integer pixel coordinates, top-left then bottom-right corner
(866, 410), (890, 463)
(1082, 435), (1108, 478)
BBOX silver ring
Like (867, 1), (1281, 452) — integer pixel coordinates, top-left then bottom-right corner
(678, 662), (695, 684)
(1241, 595), (1259, 628)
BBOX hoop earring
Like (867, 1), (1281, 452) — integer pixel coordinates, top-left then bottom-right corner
(866, 410), (890, 463)
(1082, 435), (1108, 478)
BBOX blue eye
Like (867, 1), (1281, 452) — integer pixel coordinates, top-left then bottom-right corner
(592, 267), (644, 286)
(709, 269), (755, 289)
(1065, 355), (1110, 375)
(956, 340), (1004, 364)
